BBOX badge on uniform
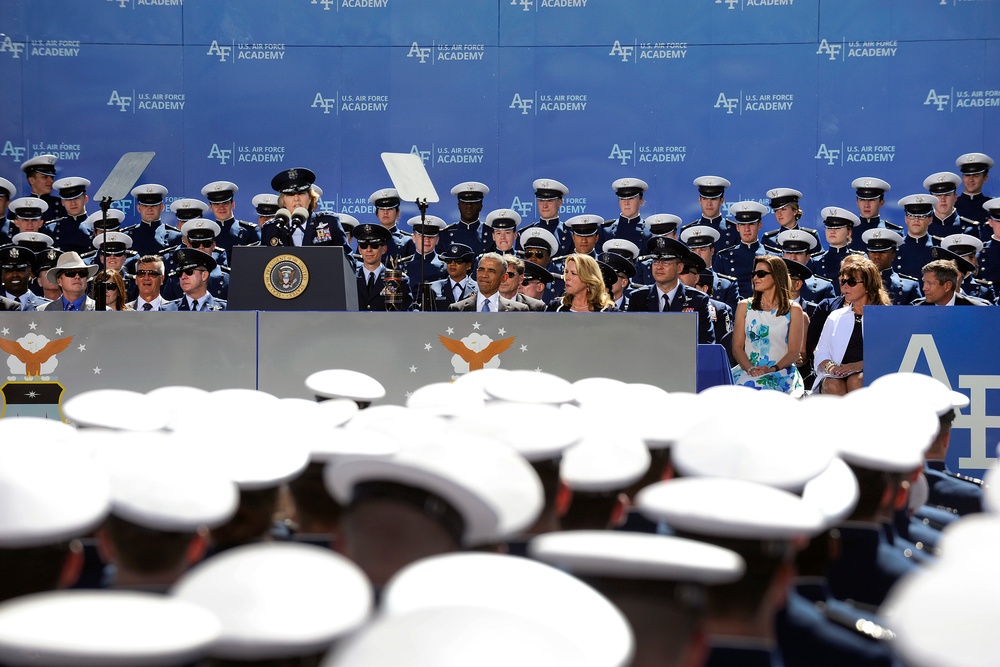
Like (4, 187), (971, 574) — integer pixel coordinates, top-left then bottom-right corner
(314, 222), (332, 244)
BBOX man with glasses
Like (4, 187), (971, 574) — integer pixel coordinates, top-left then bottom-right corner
(39, 251), (98, 311)
(354, 223), (410, 311)
(499, 254), (545, 311)
(714, 200), (771, 298)
(519, 227), (562, 302)
(161, 219), (229, 302)
(125, 184), (182, 257)
(894, 194), (941, 280)
(171, 248), (226, 311)
(518, 260), (555, 306)
(128, 254), (175, 311)
(626, 236), (716, 344)
(428, 242), (476, 311)
(448, 252), (528, 312)
(201, 180), (260, 258)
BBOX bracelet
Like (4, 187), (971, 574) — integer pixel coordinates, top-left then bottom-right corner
(823, 361), (834, 372)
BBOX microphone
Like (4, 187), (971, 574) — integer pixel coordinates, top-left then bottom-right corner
(273, 208), (291, 229)
(291, 207), (309, 228)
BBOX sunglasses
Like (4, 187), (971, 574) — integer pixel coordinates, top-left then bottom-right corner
(839, 277), (860, 287)
(182, 268), (203, 277)
(357, 241), (383, 250)
(189, 239), (214, 249)
(62, 269), (89, 279)
(521, 279), (540, 287)
(103, 282), (117, 290)
(135, 270), (160, 277)
(506, 271), (518, 278)
(523, 249), (548, 259)
(751, 270), (772, 278)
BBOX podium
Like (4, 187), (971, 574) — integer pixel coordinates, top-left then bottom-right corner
(227, 246), (359, 311)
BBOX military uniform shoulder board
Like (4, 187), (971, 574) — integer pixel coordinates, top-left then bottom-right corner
(974, 278), (994, 287)
(800, 226), (820, 234)
(945, 470), (985, 486)
(717, 243), (739, 254)
(762, 228), (780, 238)
(813, 274), (833, 284)
(126, 249), (139, 258)
(551, 254), (571, 263)
(80, 249), (97, 259)
(716, 272), (737, 282)
(396, 229), (412, 237)
(238, 220), (257, 231)
(898, 273), (920, 282)
(847, 249), (866, 256)
(161, 243), (181, 255)
(398, 254), (415, 263)
(930, 235), (944, 243)
(601, 219), (616, 228)
(220, 265), (231, 275)
(351, 253), (363, 261)
(680, 220), (700, 230)
(820, 602), (895, 642)
(164, 224), (181, 233)
(959, 216), (980, 227)
(885, 221), (904, 231)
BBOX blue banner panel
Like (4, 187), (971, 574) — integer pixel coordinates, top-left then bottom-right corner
(820, 0), (1000, 42)
(865, 307), (1000, 478)
(5, 0), (184, 46)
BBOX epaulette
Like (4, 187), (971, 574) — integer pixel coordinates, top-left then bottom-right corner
(812, 274), (833, 284)
(397, 254), (415, 263)
(164, 224), (181, 233)
(161, 243), (181, 256)
(351, 253), (363, 261)
(716, 243), (739, 254)
(762, 228), (780, 238)
(439, 222), (457, 232)
(916, 505), (959, 530)
(973, 277), (994, 287)
(601, 218), (616, 228)
(931, 234), (944, 243)
(551, 254), (571, 263)
(945, 470), (985, 486)
(715, 272), (737, 282)
(80, 249), (97, 259)
(680, 220), (700, 230)
(847, 248), (866, 256)
(885, 221), (904, 231)
(959, 216), (980, 227)
(395, 229), (413, 237)
(819, 601), (895, 642)
(220, 265), (231, 274)
(237, 220), (257, 231)
(899, 273), (920, 282)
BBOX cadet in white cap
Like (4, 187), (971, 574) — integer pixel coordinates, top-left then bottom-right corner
(167, 197), (209, 232)
(523, 178), (575, 256)
(811, 206), (863, 282)
(859, 227), (920, 305)
(251, 192), (279, 228)
(86, 230), (136, 300)
(83, 208), (125, 241)
(530, 531), (744, 667)
(0, 175), (16, 243)
(402, 214), (448, 304)
(201, 180), (260, 255)
(681, 175), (739, 251)
(172, 542), (372, 664)
(713, 200), (770, 297)
(894, 194), (941, 279)
(923, 171), (975, 239)
(325, 438), (543, 586)
(955, 151), (993, 226)
(8, 196), (49, 235)
(850, 177), (900, 252)
(439, 181), (490, 254)
(762, 187), (821, 255)
(366, 186), (411, 262)
(336, 211), (359, 247)
(483, 207), (521, 254)
(554, 214), (604, 270)
(773, 228), (836, 305)
(20, 154), (63, 221)
(680, 224), (741, 310)
(46, 176), (93, 253)
(305, 368), (385, 408)
(125, 183), (182, 256)
(638, 477), (826, 667)
(607, 177), (649, 248)
(91, 437), (239, 591)
(0, 590), (221, 666)
(0, 443), (111, 602)
(940, 232), (995, 303)
(380, 551), (634, 667)
(976, 197), (1000, 286)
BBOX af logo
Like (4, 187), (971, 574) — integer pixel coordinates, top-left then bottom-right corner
(716, 0), (739, 9)
(409, 145), (431, 164)
(815, 144), (841, 166)
(510, 93), (534, 115)
(206, 40), (232, 62)
(108, 0), (129, 7)
(510, 197), (534, 218)
(511, 0), (533, 11)
(0, 332), (76, 419)
(714, 92), (738, 114)
(407, 42), (431, 64)
(108, 90), (132, 112)
(608, 144), (634, 167)
(816, 39), (842, 61)
(311, 92), (337, 114)
(439, 332), (516, 373)
(1, 141), (26, 162)
(0, 35), (25, 59)
(924, 89), (950, 112)
(609, 41), (634, 63)
(311, 0), (336, 9)
(207, 144), (232, 166)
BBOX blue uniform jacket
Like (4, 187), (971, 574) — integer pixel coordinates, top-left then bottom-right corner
(625, 283), (716, 344)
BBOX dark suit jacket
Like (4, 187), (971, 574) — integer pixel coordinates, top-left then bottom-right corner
(448, 294), (529, 312)
(428, 277), (477, 311)
(625, 283), (716, 344)
(911, 294), (988, 306)
(513, 293), (546, 312)
(356, 267), (412, 311)
(0, 295), (21, 310)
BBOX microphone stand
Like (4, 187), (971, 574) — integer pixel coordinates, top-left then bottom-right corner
(416, 197), (434, 312)
(94, 197), (112, 311)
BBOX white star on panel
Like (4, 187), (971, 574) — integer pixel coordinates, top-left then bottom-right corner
(28, 322), (37, 330)
(497, 328), (506, 335)
(472, 321), (481, 330)
(445, 327), (454, 334)
(54, 328), (63, 335)
(1, 328), (8, 335)
(93, 367), (101, 374)
(409, 365), (417, 373)
(520, 344), (528, 352)
(424, 343), (432, 351)
(78, 344), (86, 352)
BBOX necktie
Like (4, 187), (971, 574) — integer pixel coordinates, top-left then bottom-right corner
(453, 282), (462, 301)
(191, 299), (199, 312)
(66, 303), (77, 311)
(142, 302), (152, 311)
(367, 272), (375, 294)
(481, 299), (491, 313)
(661, 294), (669, 312)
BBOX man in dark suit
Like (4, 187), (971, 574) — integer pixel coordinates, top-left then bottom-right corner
(499, 254), (545, 311)
(354, 224), (410, 311)
(913, 257), (988, 306)
(625, 236), (715, 344)
(428, 242), (477, 311)
(449, 253), (529, 312)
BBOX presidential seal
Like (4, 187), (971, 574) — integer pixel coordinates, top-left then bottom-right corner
(264, 254), (308, 299)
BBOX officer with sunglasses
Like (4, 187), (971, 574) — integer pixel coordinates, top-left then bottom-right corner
(167, 248), (226, 311)
(354, 223), (412, 312)
(160, 219), (230, 303)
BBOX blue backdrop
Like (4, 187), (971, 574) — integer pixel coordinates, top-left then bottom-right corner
(1, 0), (997, 234)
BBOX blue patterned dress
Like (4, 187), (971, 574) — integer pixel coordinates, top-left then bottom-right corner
(731, 302), (804, 396)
